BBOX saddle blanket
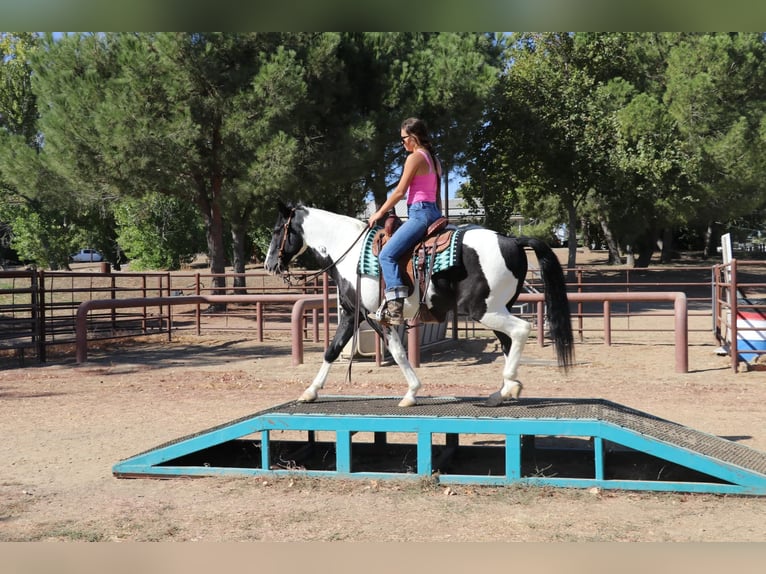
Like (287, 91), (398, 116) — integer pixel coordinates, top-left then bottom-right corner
(357, 224), (471, 278)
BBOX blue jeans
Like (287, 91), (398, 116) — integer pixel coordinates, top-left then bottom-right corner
(379, 201), (442, 300)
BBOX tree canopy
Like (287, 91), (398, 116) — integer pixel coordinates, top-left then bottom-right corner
(463, 32), (766, 266)
(2, 32), (765, 273)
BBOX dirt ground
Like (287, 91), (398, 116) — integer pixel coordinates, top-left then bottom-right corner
(3, 247), (766, 543)
(2, 317), (766, 542)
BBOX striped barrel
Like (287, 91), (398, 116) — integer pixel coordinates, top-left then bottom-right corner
(735, 305), (766, 363)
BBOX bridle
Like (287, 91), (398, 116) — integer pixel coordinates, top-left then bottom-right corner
(275, 209), (295, 268)
(276, 207), (370, 287)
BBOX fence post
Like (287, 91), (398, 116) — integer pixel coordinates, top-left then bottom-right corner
(674, 293), (688, 373)
(730, 260), (738, 372)
(536, 301), (545, 346)
(257, 302), (264, 342)
(31, 270), (44, 361)
(408, 317), (421, 368)
(323, 272), (330, 350)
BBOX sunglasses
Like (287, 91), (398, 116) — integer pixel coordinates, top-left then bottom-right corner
(400, 135), (410, 143)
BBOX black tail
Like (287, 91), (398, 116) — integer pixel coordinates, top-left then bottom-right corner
(517, 237), (575, 370)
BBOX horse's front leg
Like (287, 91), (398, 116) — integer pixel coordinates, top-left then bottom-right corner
(384, 326), (422, 407)
(298, 308), (358, 403)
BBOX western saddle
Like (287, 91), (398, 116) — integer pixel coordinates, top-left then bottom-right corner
(371, 212), (455, 323)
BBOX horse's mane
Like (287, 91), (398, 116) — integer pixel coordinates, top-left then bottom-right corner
(295, 202), (367, 230)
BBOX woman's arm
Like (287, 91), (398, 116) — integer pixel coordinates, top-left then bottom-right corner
(368, 152), (425, 226)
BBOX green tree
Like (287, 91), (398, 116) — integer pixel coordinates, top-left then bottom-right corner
(465, 33), (600, 270)
(582, 33), (766, 264)
(295, 33), (504, 218)
(0, 33), (38, 146)
(464, 33), (766, 268)
(664, 33), (766, 257)
(409, 32), (505, 214)
(31, 33), (311, 293)
(0, 32), (89, 269)
(114, 192), (205, 270)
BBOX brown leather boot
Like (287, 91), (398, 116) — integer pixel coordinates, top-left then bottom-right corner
(384, 298), (404, 326)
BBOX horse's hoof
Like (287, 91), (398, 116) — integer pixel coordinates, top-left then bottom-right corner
(486, 383), (523, 406)
(485, 392), (503, 407)
(298, 391), (317, 403)
(398, 396), (417, 407)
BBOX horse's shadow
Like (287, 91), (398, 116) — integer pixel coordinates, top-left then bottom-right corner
(64, 338), (289, 372)
(421, 338), (560, 368)
(423, 339), (502, 366)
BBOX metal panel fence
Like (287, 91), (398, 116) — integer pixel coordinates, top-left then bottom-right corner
(0, 270), (43, 363)
(713, 259), (766, 371)
(0, 267), (335, 366)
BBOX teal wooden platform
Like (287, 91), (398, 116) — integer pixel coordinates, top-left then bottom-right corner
(113, 396), (766, 495)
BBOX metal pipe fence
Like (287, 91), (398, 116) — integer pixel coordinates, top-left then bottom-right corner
(457, 264), (715, 346)
(3, 261), (761, 368)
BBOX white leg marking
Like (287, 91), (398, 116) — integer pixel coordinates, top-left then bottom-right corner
(299, 361), (332, 402)
(461, 230), (534, 405)
(481, 312), (531, 406)
(385, 328), (422, 407)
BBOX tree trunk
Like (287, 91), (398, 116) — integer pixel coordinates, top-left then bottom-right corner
(565, 201), (578, 277)
(634, 230), (657, 268)
(196, 179), (227, 311)
(660, 227), (675, 263)
(230, 221), (248, 295)
(205, 207), (227, 290)
(625, 244), (635, 267)
(703, 221), (713, 259)
(370, 168), (391, 210)
(580, 216), (591, 251)
(442, 163), (449, 217)
(206, 125), (227, 305)
(597, 212), (622, 265)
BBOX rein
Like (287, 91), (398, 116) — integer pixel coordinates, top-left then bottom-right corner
(279, 209), (370, 287)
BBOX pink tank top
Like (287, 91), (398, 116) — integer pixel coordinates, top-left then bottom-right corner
(407, 149), (439, 205)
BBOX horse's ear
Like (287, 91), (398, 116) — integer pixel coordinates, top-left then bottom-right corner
(277, 199), (292, 217)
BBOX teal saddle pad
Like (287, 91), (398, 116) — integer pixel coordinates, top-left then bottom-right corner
(357, 225), (471, 278)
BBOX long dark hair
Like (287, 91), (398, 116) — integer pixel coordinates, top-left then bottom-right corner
(401, 117), (440, 178)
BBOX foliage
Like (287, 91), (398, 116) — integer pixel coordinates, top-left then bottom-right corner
(113, 192), (205, 270)
(0, 33), (38, 146)
(464, 32), (766, 266)
(3, 32), (766, 272)
(0, 202), (78, 269)
(0, 32), (93, 269)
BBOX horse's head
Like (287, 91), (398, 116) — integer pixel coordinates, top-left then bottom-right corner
(264, 200), (308, 276)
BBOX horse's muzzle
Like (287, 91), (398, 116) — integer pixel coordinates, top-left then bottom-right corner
(264, 255), (286, 276)
(263, 256), (278, 275)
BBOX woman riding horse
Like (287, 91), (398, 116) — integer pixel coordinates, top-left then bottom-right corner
(265, 198), (574, 407)
(367, 118), (443, 326)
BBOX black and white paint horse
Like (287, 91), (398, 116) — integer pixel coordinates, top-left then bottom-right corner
(265, 201), (574, 407)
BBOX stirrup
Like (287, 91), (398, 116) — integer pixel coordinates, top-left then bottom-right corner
(368, 300), (403, 326)
(368, 301), (389, 325)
